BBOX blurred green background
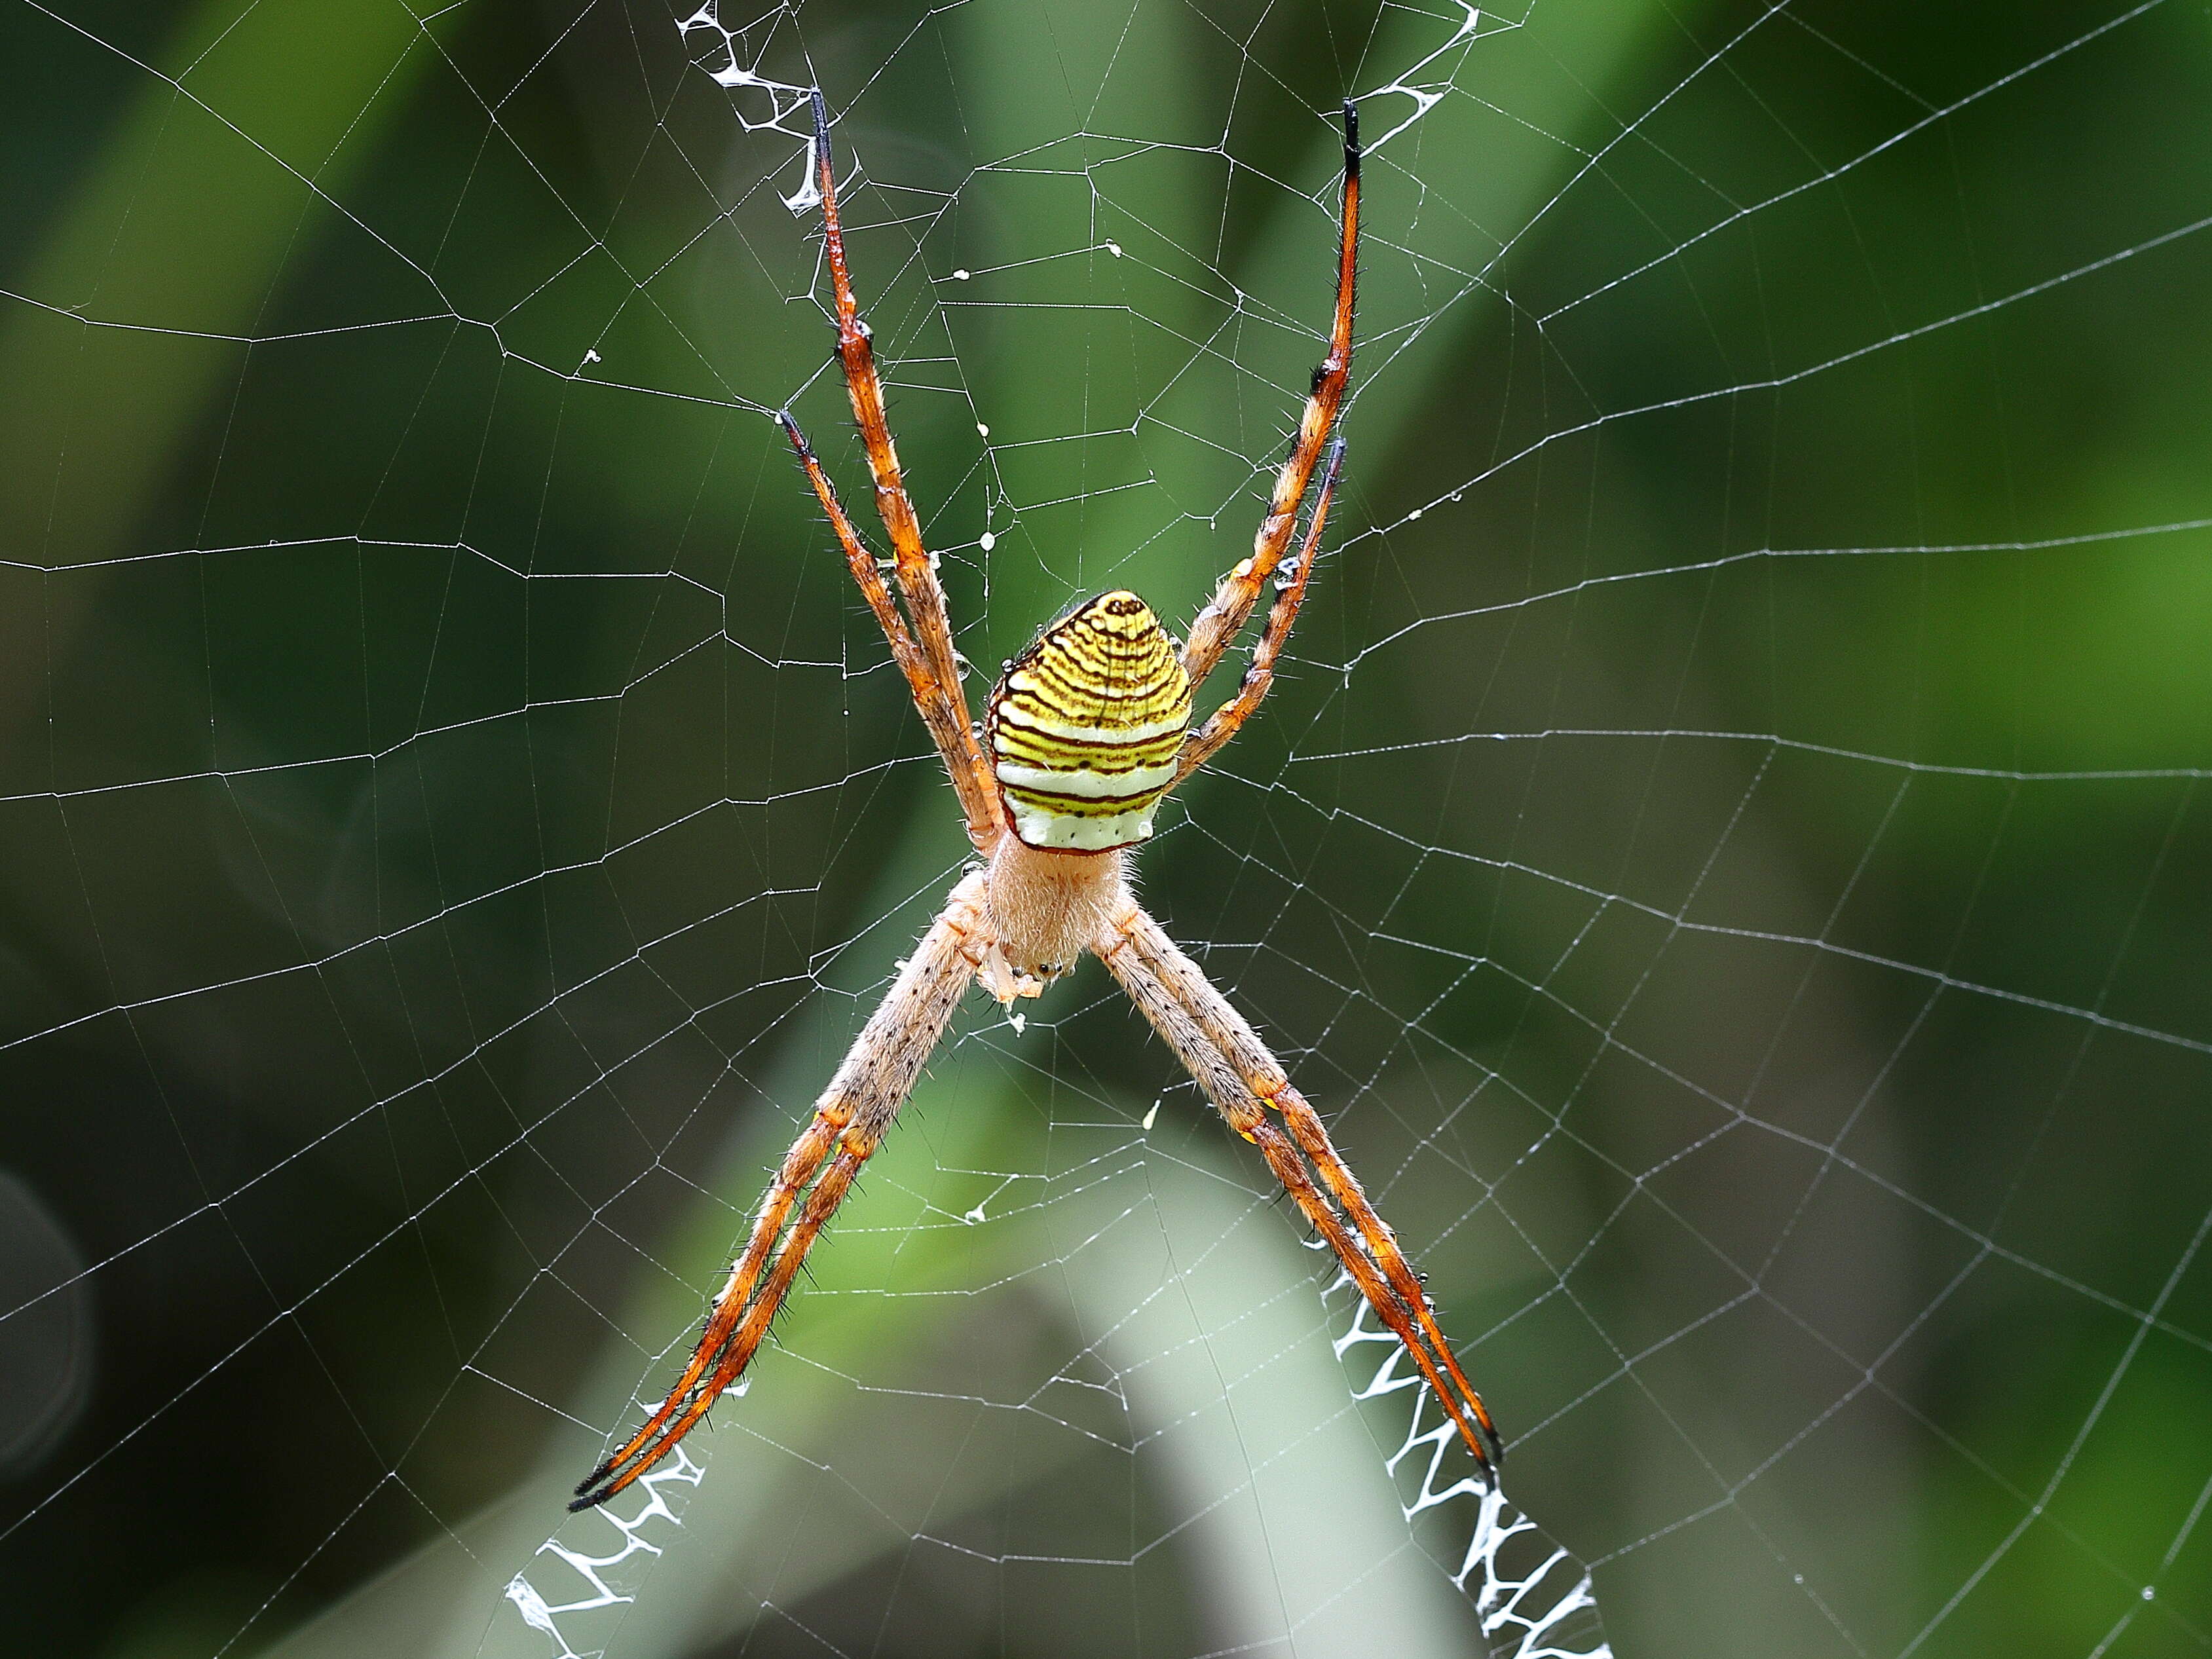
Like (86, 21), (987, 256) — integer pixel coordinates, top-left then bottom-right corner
(2, 1), (2209, 1655)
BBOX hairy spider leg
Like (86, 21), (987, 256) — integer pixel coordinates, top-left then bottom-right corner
(808, 91), (1002, 851)
(1183, 101), (1360, 696)
(572, 873), (994, 1510)
(1239, 1117), (1503, 1469)
(1267, 1083), (1503, 1463)
(572, 1106), (838, 1502)
(779, 411), (961, 777)
(1097, 903), (1505, 1472)
(1175, 436), (1343, 784)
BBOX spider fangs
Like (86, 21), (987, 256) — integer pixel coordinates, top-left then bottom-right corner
(570, 92), (1504, 1515)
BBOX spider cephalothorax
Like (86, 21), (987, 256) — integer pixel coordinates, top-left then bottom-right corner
(571, 92), (1504, 1516)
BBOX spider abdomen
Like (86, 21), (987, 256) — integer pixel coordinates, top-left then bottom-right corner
(986, 591), (1192, 853)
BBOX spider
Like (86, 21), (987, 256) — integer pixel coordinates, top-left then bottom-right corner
(571, 92), (1503, 1513)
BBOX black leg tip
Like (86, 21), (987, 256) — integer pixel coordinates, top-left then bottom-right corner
(1341, 99), (1359, 166)
(810, 87), (832, 152)
(567, 1489), (608, 1514)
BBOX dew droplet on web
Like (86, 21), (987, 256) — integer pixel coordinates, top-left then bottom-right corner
(977, 422), (990, 437)
(1140, 1101), (1159, 1131)
(952, 269), (971, 280)
(1106, 241), (1123, 257)
(979, 531), (997, 552)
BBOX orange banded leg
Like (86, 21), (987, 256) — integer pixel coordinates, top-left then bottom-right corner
(1267, 1079), (1503, 1465)
(573, 872), (992, 1510)
(572, 1111), (842, 1504)
(1093, 903), (1503, 1472)
(1241, 1111), (1503, 1470)
(573, 1144), (871, 1510)
(1175, 436), (1343, 785)
(1184, 102), (1360, 694)
(806, 92), (1000, 849)
(780, 410), (1002, 847)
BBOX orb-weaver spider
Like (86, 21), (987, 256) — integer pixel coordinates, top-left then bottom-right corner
(572, 92), (1502, 1513)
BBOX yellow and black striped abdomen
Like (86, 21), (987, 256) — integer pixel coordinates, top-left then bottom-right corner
(988, 591), (1192, 851)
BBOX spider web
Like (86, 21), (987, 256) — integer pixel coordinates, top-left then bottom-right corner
(3, 1), (2209, 1655)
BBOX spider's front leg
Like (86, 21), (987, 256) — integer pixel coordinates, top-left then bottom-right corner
(1182, 100), (1360, 697)
(799, 92), (1003, 851)
(1095, 903), (1506, 1472)
(1176, 437), (1342, 786)
(572, 871), (994, 1510)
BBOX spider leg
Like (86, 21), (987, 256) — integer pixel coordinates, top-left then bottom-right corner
(572, 871), (992, 1511)
(806, 92), (1002, 851)
(1174, 436), (1343, 785)
(1182, 101), (1359, 696)
(1265, 1084), (1503, 1464)
(1095, 903), (1505, 1472)
(572, 1104), (838, 1501)
(781, 410), (1001, 845)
